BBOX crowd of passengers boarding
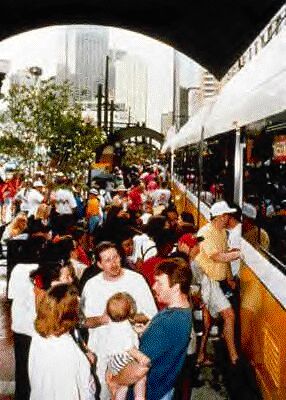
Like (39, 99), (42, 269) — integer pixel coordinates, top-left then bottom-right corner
(6, 162), (243, 400)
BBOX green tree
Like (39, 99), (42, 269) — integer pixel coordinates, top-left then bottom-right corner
(122, 143), (160, 167)
(2, 73), (104, 176)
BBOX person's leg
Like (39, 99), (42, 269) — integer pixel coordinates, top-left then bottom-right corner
(114, 385), (128, 400)
(88, 216), (99, 250)
(173, 354), (195, 400)
(220, 307), (238, 364)
(134, 376), (147, 400)
(13, 332), (31, 400)
(196, 306), (212, 364)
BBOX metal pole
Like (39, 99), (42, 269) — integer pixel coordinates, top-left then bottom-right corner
(197, 126), (204, 229)
(110, 100), (114, 135)
(170, 150), (175, 185)
(104, 55), (109, 134)
(97, 84), (102, 128)
(233, 126), (244, 207)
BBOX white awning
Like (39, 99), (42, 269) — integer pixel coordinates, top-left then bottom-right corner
(205, 29), (286, 138)
(162, 29), (286, 152)
(161, 99), (215, 152)
(161, 125), (177, 153)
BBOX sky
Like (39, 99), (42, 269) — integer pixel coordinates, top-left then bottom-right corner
(0, 25), (201, 131)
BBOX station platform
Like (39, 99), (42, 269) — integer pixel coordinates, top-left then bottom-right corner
(0, 255), (261, 400)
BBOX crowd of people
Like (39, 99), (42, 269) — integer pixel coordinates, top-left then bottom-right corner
(5, 162), (243, 400)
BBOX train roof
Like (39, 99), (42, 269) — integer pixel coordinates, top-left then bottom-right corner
(162, 29), (286, 151)
(0, 0), (285, 79)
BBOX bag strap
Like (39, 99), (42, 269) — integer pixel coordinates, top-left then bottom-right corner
(141, 244), (156, 261)
(71, 328), (88, 356)
(71, 328), (101, 400)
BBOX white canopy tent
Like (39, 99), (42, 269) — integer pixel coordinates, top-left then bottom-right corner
(162, 28), (286, 152)
(161, 99), (216, 152)
(161, 125), (177, 153)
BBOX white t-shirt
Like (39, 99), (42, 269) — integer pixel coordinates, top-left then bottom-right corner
(8, 263), (38, 336)
(140, 212), (152, 225)
(26, 189), (44, 217)
(105, 320), (139, 356)
(81, 269), (157, 399)
(29, 332), (95, 400)
(14, 188), (30, 212)
(54, 188), (77, 215)
(151, 188), (171, 207)
(132, 233), (157, 262)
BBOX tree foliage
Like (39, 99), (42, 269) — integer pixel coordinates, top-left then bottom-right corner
(121, 143), (160, 167)
(2, 73), (104, 175)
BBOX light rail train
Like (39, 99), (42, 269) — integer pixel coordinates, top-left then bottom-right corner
(163, 27), (286, 400)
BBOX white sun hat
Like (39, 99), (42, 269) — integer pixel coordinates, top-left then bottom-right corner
(210, 201), (237, 217)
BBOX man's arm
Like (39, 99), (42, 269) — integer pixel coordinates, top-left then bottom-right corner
(83, 312), (110, 328)
(210, 249), (240, 263)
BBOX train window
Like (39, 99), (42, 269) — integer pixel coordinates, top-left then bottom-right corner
(199, 133), (235, 206)
(173, 131), (236, 207)
(242, 129), (286, 265)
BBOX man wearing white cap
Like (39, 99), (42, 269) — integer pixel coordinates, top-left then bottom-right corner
(195, 200), (240, 366)
(18, 180), (45, 217)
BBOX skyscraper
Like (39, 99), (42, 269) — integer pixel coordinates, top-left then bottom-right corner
(0, 59), (10, 93)
(114, 53), (148, 125)
(74, 27), (109, 102)
(188, 68), (219, 117)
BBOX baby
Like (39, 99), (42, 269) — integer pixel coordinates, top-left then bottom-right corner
(105, 292), (150, 400)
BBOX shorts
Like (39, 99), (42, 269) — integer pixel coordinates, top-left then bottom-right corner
(88, 216), (100, 234)
(107, 351), (134, 375)
(200, 275), (231, 317)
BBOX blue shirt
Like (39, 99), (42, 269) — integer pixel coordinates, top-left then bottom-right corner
(128, 307), (192, 400)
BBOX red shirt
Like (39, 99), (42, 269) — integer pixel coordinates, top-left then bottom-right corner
(75, 245), (91, 266)
(147, 180), (159, 191)
(128, 187), (143, 211)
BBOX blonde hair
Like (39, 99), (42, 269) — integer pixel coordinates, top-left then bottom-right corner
(35, 284), (79, 337)
(10, 212), (28, 237)
(106, 292), (137, 322)
(35, 203), (51, 220)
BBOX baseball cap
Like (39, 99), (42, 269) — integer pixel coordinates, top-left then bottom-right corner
(242, 202), (257, 219)
(178, 233), (204, 248)
(114, 184), (127, 191)
(210, 201), (237, 217)
(33, 180), (44, 188)
(89, 188), (99, 195)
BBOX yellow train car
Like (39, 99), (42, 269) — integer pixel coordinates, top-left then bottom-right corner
(172, 180), (286, 400)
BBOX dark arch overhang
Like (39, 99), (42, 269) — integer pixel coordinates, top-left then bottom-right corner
(109, 127), (164, 145)
(0, 1), (285, 79)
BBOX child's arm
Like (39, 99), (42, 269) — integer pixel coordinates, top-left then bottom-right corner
(134, 376), (147, 400)
(128, 347), (151, 367)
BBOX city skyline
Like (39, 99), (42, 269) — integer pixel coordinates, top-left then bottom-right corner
(0, 25), (201, 131)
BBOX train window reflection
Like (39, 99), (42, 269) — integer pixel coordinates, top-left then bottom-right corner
(242, 128), (286, 265)
(173, 132), (235, 206)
